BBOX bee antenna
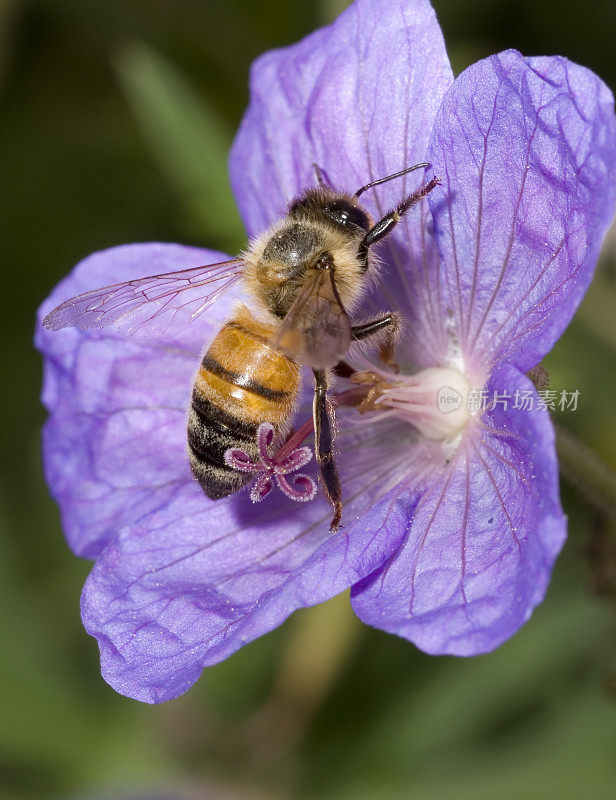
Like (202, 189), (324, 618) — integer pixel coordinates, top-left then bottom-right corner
(353, 162), (430, 199)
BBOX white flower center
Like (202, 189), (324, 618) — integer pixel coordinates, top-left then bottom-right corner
(356, 366), (477, 442)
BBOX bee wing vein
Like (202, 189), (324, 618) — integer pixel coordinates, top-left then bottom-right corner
(43, 258), (245, 337)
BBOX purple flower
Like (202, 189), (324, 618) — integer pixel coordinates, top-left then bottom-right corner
(36, 0), (616, 703)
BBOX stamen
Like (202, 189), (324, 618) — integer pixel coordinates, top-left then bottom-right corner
(352, 366), (476, 442)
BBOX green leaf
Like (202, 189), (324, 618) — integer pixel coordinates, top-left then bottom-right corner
(300, 541), (616, 800)
(114, 40), (244, 252)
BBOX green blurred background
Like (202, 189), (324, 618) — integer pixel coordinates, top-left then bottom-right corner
(2, 1), (616, 798)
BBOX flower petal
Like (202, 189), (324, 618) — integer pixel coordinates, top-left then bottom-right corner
(351, 365), (566, 655)
(230, 0), (452, 238)
(427, 50), (616, 377)
(80, 419), (433, 702)
(36, 243), (240, 558)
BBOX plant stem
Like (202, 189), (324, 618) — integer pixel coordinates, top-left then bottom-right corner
(555, 422), (616, 520)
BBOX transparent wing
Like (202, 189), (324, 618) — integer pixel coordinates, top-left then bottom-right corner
(43, 258), (245, 337)
(272, 269), (352, 369)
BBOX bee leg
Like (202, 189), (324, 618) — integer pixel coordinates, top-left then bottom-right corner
(352, 313), (400, 372)
(312, 162), (329, 188)
(313, 369), (343, 532)
(332, 360), (356, 379)
(358, 175), (440, 261)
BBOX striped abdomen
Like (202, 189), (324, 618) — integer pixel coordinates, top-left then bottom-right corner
(188, 307), (300, 499)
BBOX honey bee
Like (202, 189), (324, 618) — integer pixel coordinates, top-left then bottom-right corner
(43, 164), (439, 531)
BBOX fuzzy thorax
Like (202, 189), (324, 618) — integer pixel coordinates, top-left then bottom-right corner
(241, 198), (374, 320)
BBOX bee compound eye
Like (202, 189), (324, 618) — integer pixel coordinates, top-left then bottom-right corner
(324, 200), (369, 230)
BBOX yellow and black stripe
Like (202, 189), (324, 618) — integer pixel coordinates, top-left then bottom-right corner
(188, 308), (300, 499)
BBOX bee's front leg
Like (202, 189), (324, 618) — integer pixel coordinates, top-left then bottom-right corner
(312, 369), (342, 532)
(351, 313), (400, 373)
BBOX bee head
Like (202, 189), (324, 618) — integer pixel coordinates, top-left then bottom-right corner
(288, 190), (371, 234)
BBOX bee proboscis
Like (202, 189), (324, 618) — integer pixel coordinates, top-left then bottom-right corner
(43, 164), (439, 531)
